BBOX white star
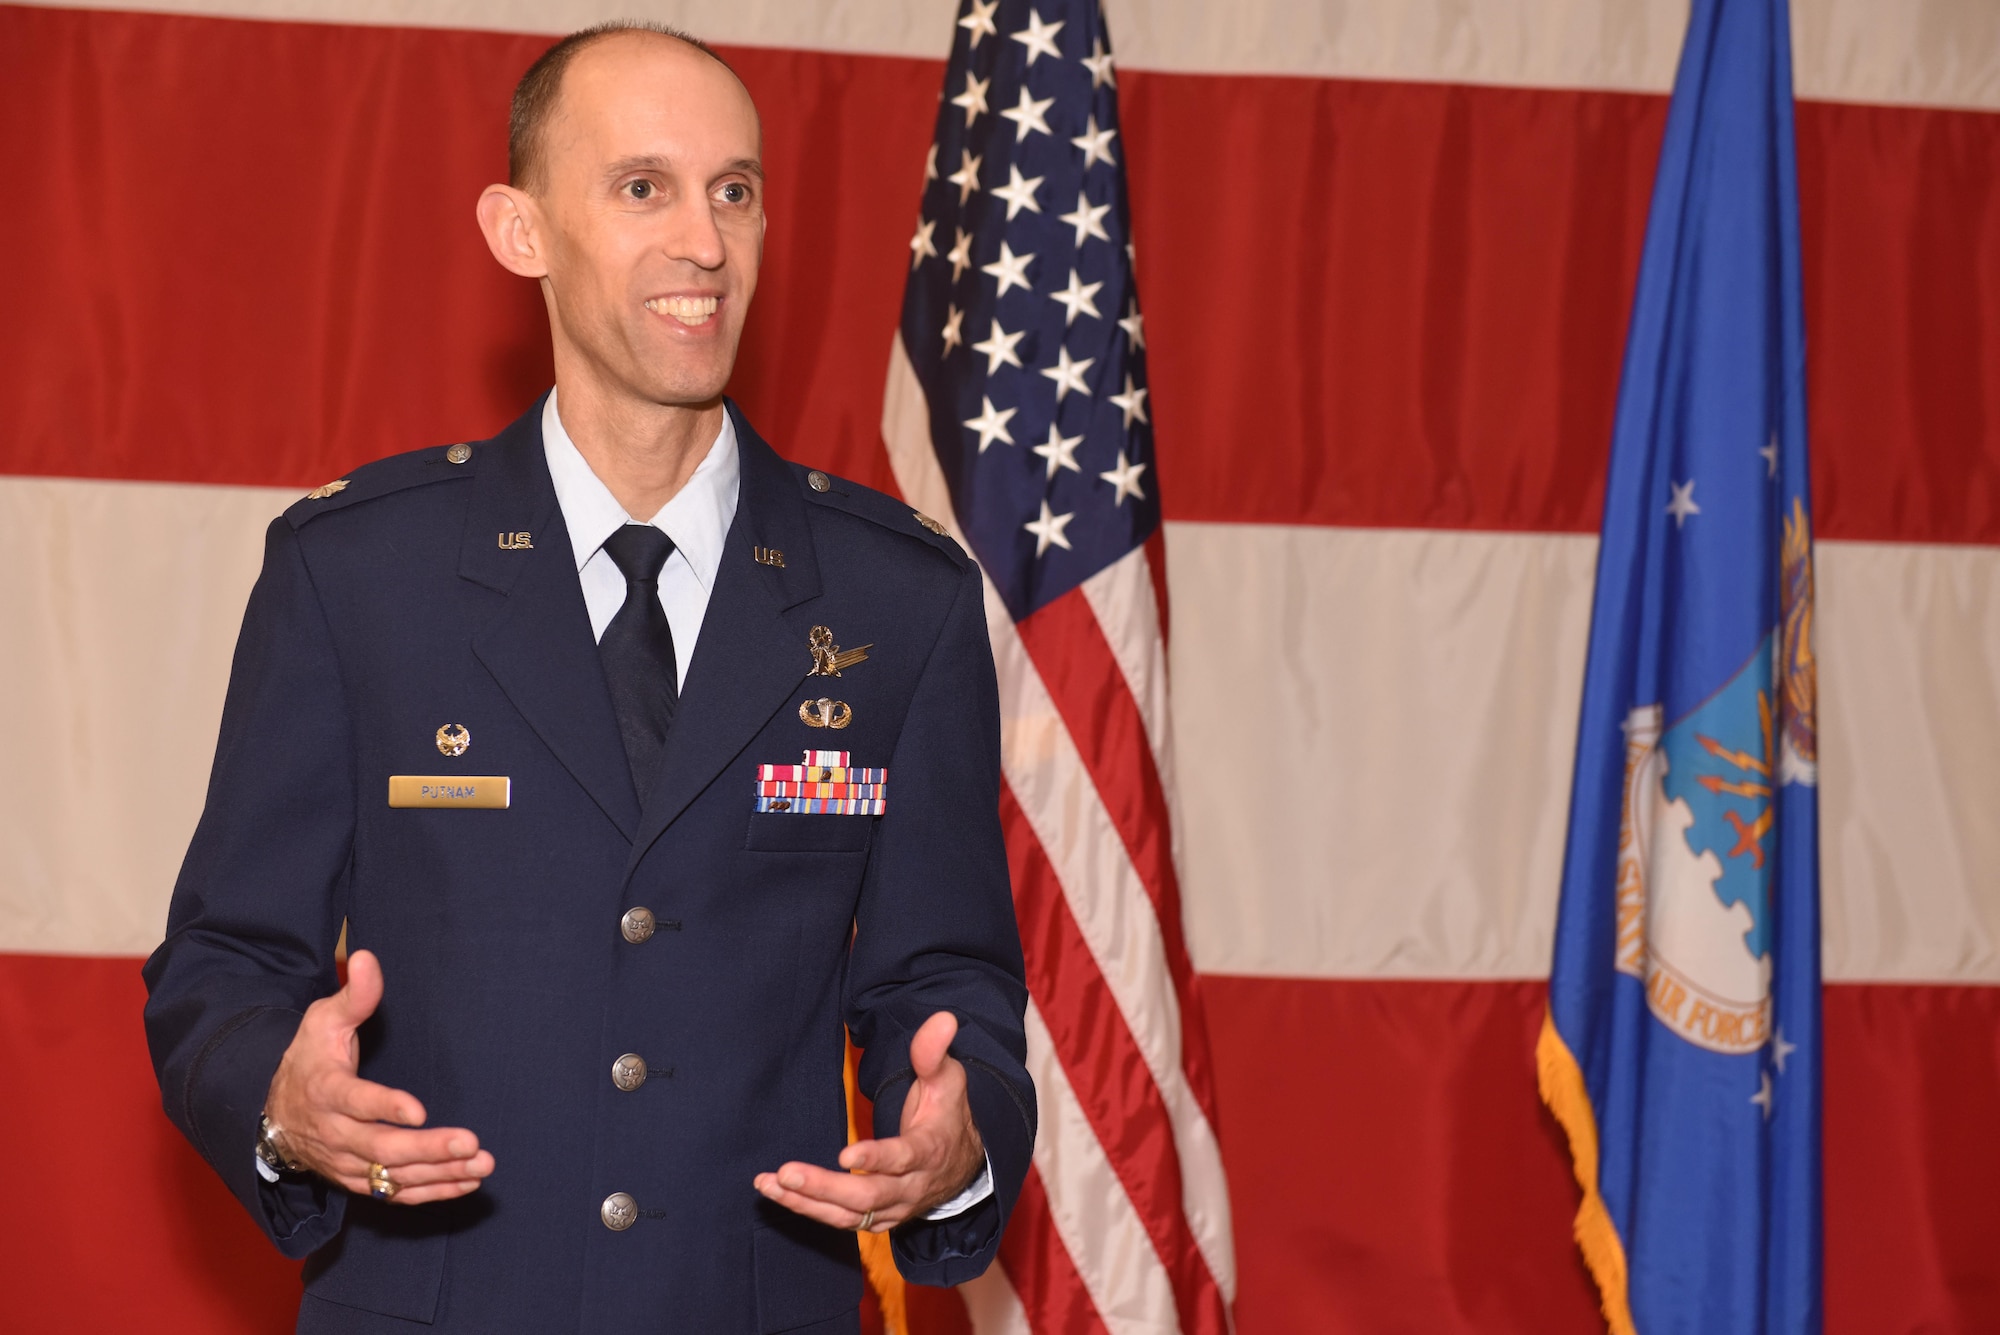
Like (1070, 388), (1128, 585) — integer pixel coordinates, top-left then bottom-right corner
(991, 164), (1045, 221)
(970, 318), (1025, 375)
(999, 85), (1056, 143)
(1024, 498), (1075, 555)
(1040, 345), (1094, 401)
(946, 227), (974, 282)
(1761, 434), (1780, 478)
(958, 0), (999, 49)
(1081, 36), (1116, 88)
(1011, 10), (1065, 64)
(963, 395), (1017, 452)
(941, 304), (965, 354)
(1750, 1070), (1774, 1120)
(951, 72), (991, 127)
(1109, 374), (1149, 428)
(1059, 191), (1111, 247)
(946, 150), (983, 205)
(1032, 423), (1083, 479)
(1771, 1026), (1797, 1075)
(1666, 479), (1701, 528)
(1072, 114), (1118, 169)
(1118, 299), (1145, 349)
(980, 240), (1035, 298)
(1099, 449), (1148, 505)
(908, 217), (937, 269)
(1049, 268), (1103, 325)
(924, 142), (939, 182)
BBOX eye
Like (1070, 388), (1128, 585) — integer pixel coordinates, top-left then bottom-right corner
(626, 180), (653, 200)
(719, 182), (748, 204)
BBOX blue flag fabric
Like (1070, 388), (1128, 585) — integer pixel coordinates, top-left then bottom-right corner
(1539, 1), (1822, 1332)
(900, 0), (1157, 623)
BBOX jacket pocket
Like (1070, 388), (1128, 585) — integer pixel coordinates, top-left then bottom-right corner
(752, 1215), (864, 1333)
(744, 812), (876, 854)
(301, 1198), (449, 1323)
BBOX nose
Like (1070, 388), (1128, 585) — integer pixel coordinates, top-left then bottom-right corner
(662, 193), (726, 271)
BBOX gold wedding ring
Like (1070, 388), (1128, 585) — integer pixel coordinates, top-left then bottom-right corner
(368, 1162), (397, 1200)
(857, 1208), (874, 1232)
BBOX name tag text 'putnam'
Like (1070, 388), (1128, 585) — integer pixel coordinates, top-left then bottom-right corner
(388, 776), (511, 809)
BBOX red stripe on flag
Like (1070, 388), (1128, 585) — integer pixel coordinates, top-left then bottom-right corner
(1013, 590), (1218, 1125)
(0, 953), (302, 1332)
(997, 1166), (1115, 1335)
(3, 956), (1995, 1328)
(1143, 529), (1172, 647)
(1200, 973), (2000, 1334)
(4, 6), (1997, 546)
(1001, 784), (1231, 1334)
(1821, 981), (2000, 1332)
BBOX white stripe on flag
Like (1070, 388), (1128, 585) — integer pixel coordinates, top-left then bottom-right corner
(12, 0), (2000, 111)
(1023, 998), (1182, 1332)
(0, 473), (287, 956)
(4, 479), (1995, 983)
(960, 1263), (1033, 1335)
(1164, 520), (2000, 983)
(1081, 548), (1177, 800)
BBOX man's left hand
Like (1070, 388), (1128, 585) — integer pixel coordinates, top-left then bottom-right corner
(755, 1010), (984, 1232)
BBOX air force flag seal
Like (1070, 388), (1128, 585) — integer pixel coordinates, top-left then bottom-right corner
(1539, 1), (1823, 1332)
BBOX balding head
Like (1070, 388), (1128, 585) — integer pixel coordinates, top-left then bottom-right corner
(509, 23), (750, 197)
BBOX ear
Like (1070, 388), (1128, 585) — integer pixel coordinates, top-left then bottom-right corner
(477, 184), (549, 279)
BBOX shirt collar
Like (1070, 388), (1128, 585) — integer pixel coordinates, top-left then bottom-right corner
(541, 389), (740, 594)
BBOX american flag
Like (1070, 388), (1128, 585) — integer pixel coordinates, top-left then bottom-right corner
(879, 0), (1236, 1329)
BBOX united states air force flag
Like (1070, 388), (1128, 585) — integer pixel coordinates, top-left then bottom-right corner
(1538, 1), (1822, 1332)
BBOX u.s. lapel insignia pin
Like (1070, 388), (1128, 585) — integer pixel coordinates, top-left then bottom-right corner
(807, 625), (872, 677)
(753, 546), (785, 567)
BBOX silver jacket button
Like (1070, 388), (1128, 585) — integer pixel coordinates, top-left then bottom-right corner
(601, 1192), (639, 1231)
(620, 907), (656, 944)
(807, 470), (830, 492)
(445, 442), (472, 464)
(611, 1053), (648, 1092)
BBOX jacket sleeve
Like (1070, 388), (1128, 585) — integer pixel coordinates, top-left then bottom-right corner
(141, 517), (354, 1257)
(845, 559), (1036, 1285)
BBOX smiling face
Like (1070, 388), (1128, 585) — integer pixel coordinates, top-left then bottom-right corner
(521, 32), (765, 408)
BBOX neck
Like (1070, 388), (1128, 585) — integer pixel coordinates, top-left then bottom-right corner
(552, 361), (724, 523)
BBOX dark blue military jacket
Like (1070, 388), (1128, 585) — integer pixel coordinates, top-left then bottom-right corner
(142, 399), (1035, 1333)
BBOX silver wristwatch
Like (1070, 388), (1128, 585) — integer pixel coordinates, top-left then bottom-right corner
(256, 1112), (304, 1174)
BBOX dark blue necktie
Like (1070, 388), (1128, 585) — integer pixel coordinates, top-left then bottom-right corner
(599, 523), (679, 802)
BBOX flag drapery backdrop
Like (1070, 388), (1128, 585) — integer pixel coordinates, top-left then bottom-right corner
(1, 0), (1997, 1331)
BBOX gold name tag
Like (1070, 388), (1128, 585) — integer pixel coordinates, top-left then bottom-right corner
(388, 776), (511, 809)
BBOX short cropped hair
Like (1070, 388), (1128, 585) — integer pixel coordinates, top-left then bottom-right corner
(508, 21), (734, 194)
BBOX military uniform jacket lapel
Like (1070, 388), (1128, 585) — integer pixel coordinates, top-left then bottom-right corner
(627, 403), (822, 871)
(463, 400), (643, 841)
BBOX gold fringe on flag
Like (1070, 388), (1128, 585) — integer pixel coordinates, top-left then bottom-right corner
(1536, 1010), (1639, 1335)
(845, 1036), (909, 1335)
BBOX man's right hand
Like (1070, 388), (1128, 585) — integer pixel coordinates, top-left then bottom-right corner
(264, 949), (494, 1204)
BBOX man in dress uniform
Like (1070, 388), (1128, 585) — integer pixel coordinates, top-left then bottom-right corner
(142, 24), (1034, 1332)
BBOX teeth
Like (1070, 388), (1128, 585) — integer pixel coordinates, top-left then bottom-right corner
(645, 295), (720, 325)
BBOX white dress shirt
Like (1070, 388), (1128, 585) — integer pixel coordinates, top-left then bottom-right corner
(542, 390), (738, 669)
(262, 390), (991, 1220)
